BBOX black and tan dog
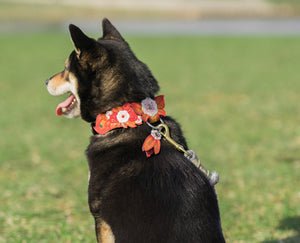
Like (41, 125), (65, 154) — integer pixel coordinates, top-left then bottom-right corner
(46, 18), (225, 243)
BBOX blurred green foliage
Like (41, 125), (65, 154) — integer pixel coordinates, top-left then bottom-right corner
(269, 0), (300, 4)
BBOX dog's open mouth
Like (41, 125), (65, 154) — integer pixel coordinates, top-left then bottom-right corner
(56, 93), (78, 116)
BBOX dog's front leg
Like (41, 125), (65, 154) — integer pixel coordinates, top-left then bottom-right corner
(95, 217), (115, 243)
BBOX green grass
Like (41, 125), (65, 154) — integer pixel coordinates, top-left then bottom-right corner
(1, 32), (299, 242)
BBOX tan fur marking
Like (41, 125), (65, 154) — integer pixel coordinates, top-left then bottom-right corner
(99, 220), (115, 243)
(48, 71), (67, 90)
(64, 58), (70, 69)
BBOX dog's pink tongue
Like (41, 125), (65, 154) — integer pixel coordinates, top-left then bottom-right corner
(56, 94), (75, 116)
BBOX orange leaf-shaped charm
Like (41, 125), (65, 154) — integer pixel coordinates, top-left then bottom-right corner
(153, 139), (161, 155)
(142, 129), (162, 157)
(142, 135), (156, 152)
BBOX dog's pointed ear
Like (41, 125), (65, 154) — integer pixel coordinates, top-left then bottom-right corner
(69, 24), (94, 57)
(102, 18), (125, 41)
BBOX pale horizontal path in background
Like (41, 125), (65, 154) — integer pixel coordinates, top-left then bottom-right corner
(2, 19), (300, 35)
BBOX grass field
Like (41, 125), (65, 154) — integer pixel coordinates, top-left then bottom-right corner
(0, 32), (300, 242)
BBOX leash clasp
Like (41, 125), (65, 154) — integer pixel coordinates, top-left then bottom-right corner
(157, 123), (187, 155)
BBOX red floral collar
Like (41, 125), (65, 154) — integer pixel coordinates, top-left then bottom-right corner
(92, 95), (166, 157)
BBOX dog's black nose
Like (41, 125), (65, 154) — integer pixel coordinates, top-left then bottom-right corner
(45, 79), (49, 85)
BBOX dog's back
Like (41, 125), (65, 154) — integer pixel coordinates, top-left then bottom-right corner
(87, 117), (225, 243)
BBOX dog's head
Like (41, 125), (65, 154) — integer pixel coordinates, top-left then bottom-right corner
(46, 18), (159, 122)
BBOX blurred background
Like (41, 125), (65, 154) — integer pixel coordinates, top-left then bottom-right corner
(2, 0), (300, 34)
(1, 0), (300, 242)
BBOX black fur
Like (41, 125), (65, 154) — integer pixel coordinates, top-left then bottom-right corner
(68, 20), (159, 123)
(58, 18), (225, 242)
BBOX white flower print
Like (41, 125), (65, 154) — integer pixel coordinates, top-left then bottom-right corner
(116, 110), (130, 123)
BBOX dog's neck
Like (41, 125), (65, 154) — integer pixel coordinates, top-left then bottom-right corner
(90, 95), (166, 157)
(92, 95), (165, 135)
